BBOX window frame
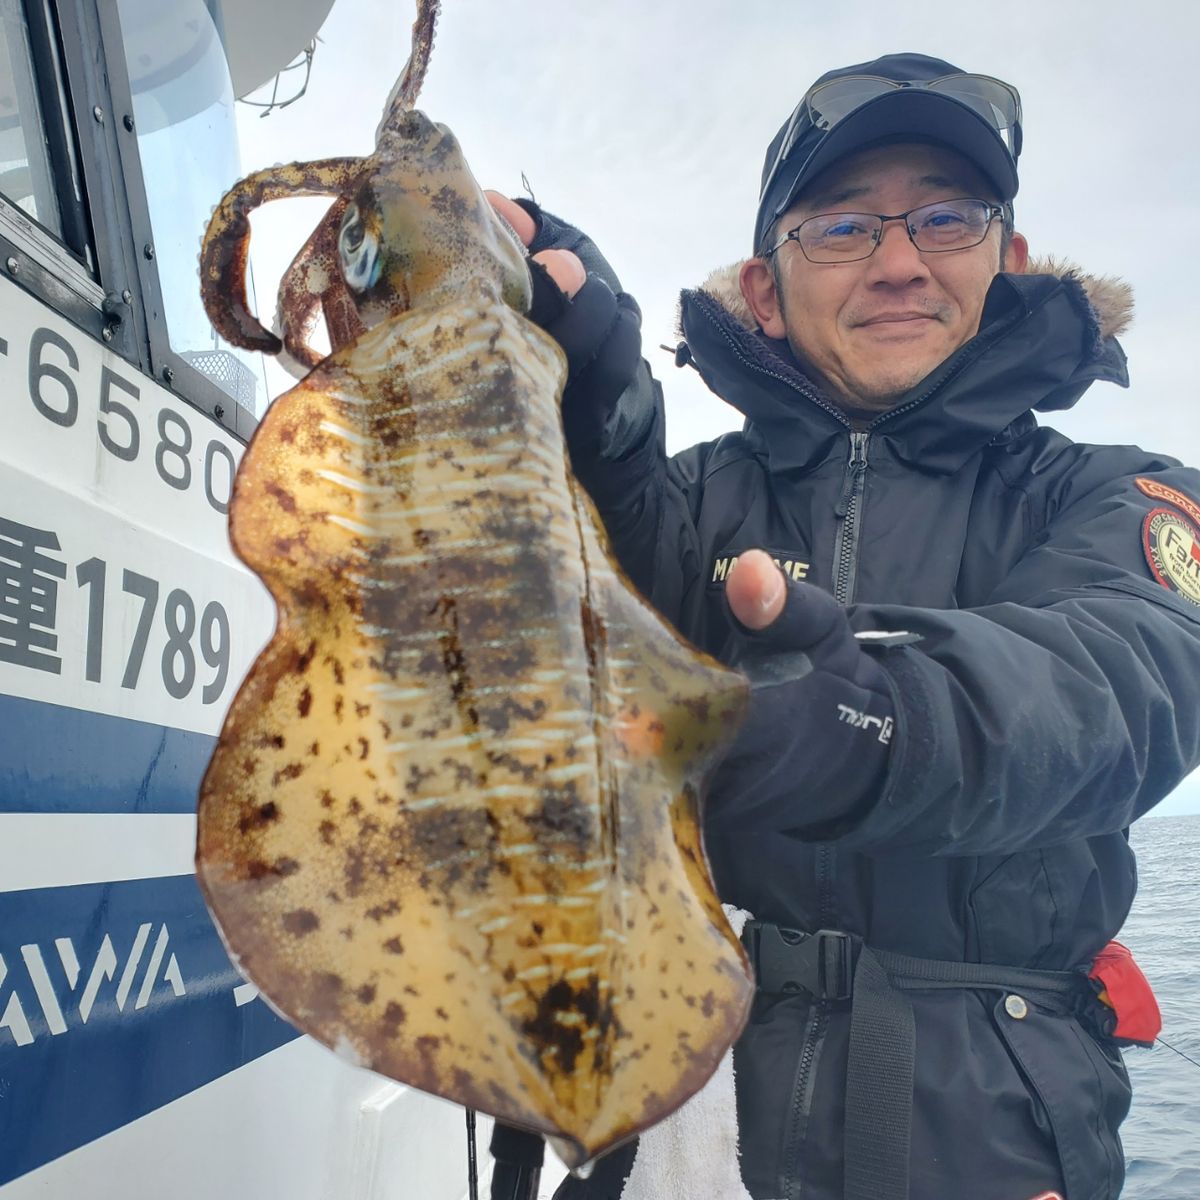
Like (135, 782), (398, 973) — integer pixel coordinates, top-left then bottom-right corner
(23, 0), (90, 259)
(0, 0), (258, 442)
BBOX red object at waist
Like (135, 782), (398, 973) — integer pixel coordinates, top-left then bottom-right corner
(1088, 940), (1162, 1047)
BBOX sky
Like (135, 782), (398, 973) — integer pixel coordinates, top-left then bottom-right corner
(233, 0), (1200, 816)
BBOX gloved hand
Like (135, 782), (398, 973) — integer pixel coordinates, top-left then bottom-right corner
(486, 192), (643, 450)
(710, 550), (897, 836)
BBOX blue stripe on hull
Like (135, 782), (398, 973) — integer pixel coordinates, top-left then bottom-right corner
(0, 875), (301, 1185)
(0, 694), (216, 814)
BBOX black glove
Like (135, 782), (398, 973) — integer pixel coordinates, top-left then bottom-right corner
(708, 576), (897, 837)
(515, 199), (643, 452)
(520, 199), (625, 291)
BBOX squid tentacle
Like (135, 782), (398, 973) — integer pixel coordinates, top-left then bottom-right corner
(274, 197), (368, 374)
(200, 157), (364, 353)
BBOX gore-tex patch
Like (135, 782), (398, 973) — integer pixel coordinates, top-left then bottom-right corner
(1142, 506), (1200, 606)
(1135, 477), (1200, 527)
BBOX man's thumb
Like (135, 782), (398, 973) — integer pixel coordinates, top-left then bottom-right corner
(727, 550), (786, 630)
(727, 554), (851, 652)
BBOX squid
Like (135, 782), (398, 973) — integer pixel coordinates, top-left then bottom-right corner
(195, 0), (753, 1169)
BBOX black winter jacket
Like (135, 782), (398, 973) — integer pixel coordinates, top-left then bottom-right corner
(552, 260), (1200, 1200)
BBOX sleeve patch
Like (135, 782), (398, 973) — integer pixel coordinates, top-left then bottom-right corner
(1135, 476), (1200, 526)
(1143, 507), (1200, 606)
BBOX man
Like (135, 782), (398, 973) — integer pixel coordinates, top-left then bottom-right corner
(490, 52), (1200, 1199)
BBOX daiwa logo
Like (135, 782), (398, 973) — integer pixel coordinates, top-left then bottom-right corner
(0, 923), (186, 1047)
(0, 875), (295, 1187)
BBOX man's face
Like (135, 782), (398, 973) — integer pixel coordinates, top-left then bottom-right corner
(756, 142), (1027, 412)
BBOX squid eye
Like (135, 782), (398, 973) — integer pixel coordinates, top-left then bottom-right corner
(338, 203), (381, 291)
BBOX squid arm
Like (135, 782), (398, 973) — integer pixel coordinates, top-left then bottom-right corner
(200, 157), (364, 354)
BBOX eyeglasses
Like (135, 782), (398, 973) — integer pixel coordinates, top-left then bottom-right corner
(766, 198), (1005, 263)
(759, 73), (1022, 225)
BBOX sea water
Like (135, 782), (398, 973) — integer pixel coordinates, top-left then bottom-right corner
(1121, 813), (1200, 1198)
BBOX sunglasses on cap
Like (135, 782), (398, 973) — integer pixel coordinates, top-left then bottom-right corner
(760, 73), (1023, 216)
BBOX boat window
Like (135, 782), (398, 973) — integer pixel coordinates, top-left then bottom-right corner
(0, 0), (64, 236)
(114, 0), (268, 418)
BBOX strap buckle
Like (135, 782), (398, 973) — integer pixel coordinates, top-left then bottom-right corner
(744, 922), (858, 1001)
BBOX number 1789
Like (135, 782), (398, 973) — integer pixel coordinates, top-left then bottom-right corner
(75, 558), (231, 704)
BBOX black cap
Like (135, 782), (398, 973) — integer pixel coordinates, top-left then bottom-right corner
(754, 52), (1021, 253)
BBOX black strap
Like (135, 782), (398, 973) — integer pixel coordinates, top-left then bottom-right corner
(870, 946), (1079, 996)
(844, 947), (914, 1200)
(742, 922), (1084, 1200)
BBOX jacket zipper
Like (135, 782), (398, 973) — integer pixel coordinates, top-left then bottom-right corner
(780, 844), (835, 1200)
(832, 431), (870, 604)
(781, 1003), (826, 1200)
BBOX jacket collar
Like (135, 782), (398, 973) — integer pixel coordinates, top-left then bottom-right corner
(676, 258), (1132, 475)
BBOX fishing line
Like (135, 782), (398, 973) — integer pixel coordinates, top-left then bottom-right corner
(466, 1108), (479, 1200)
(1156, 1035), (1200, 1071)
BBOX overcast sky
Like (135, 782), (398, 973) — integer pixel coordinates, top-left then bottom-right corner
(234, 0), (1200, 815)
